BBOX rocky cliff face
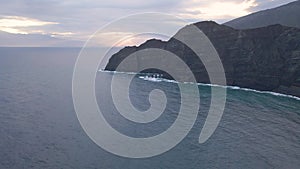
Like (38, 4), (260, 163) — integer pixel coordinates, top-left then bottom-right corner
(105, 21), (300, 97)
(225, 0), (300, 29)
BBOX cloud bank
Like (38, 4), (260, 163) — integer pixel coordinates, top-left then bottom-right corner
(0, 0), (296, 46)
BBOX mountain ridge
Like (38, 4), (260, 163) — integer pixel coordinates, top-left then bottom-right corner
(224, 0), (300, 29)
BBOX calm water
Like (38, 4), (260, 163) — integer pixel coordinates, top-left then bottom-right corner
(0, 47), (300, 169)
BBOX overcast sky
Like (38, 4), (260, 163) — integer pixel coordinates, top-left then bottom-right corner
(0, 0), (296, 46)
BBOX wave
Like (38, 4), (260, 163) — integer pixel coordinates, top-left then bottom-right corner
(138, 76), (162, 82)
(98, 70), (300, 101)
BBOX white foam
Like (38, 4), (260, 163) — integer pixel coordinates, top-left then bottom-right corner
(98, 70), (300, 101)
(138, 76), (162, 82)
(99, 69), (139, 75)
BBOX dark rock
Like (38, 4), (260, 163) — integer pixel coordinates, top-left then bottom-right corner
(105, 21), (300, 97)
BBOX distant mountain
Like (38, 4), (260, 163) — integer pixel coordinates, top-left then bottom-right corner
(105, 21), (300, 97)
(0, 31), (83, 47)
(224, 0), (300, 29)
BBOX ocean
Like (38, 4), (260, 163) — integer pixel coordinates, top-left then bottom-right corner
(0, 47), (299, 169)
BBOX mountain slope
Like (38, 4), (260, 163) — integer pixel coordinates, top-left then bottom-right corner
(224, 0), (300, 29)
(105, 22), (300, 97)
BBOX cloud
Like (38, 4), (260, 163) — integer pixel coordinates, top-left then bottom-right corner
(0, 16), (57, 27)
(0, 15), (79, 40)
(178, 0), (258, 20)
(0, 0), (295, 46)
(0, 15), (57, 34)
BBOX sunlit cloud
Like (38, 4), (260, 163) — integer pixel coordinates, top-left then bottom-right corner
(0, 27), (28, 34)
(88, 31), (135, 47)
(86, 0), (259, 47)
(114, 33), (169, 47)
(178, 0), (258, 20)
(0, 16), (58, 34)
(0, 15), (76, 41)
(50, 32), (74, 38)
(0, 16), (57, 27)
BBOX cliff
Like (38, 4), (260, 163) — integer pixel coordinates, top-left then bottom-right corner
(105, 21), (300, 97)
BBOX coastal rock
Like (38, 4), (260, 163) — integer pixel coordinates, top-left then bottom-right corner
(105, 21), (300, 97)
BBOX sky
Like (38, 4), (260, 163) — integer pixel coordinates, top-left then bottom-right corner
(0, 0), (296, 47)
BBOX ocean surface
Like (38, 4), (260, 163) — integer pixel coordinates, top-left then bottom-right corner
(0, 47), (300, 169)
